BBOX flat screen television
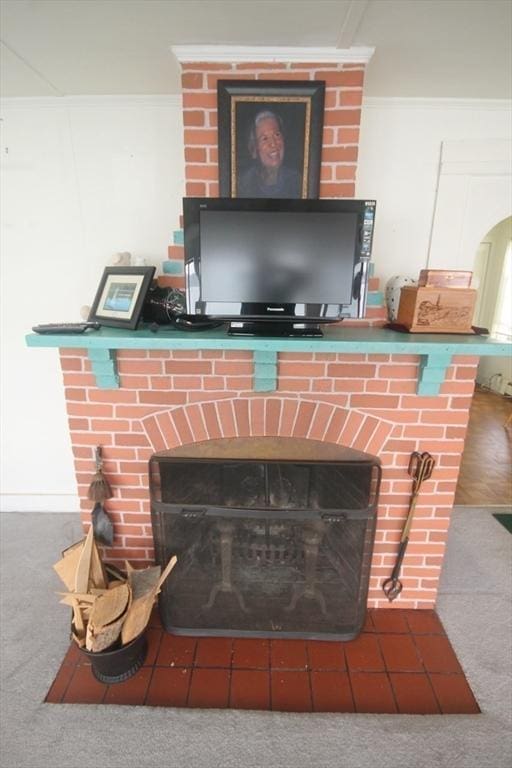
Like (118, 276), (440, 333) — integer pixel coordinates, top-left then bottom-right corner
(183, 197), (376, 337)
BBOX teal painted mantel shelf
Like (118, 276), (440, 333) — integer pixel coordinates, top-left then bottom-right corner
(26, 326), (511, 395)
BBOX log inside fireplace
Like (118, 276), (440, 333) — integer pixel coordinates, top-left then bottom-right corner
(150, 437), (380, 641)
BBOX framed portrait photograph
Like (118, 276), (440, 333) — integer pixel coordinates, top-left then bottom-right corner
(88, 266), (156, 329)
(217, 80), (325, 199)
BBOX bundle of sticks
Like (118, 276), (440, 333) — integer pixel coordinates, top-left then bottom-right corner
(52, 527), (176, 652)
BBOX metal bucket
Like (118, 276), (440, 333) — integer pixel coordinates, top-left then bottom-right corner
(80, 632), (148, 684)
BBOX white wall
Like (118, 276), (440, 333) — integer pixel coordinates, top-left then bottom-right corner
(0, 96), (184, 511)
(1, 95), (511, 510)
(356, 98), (512, 287)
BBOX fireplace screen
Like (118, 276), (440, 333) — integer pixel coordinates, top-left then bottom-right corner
(150, 438), (380, 640)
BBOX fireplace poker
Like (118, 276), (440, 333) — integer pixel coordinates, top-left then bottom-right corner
(382, 451), (436, 602)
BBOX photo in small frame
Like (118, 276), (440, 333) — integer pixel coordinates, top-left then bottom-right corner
(88, 266), (156, 329)
(217, 80), (325, 199)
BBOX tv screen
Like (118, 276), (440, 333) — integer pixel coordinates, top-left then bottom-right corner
(200, 211), (357, 305)
(183, 198), (376, 336)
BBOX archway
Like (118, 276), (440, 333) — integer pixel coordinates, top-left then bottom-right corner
(472, 216), (512, 391)
(455, 216), (512, 505)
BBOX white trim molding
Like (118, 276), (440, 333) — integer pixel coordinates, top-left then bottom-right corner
(0, 494), (80, 513)
(0, 95), (182, 110)
(171, 45), (375, 65)
(363, 97), (512, 111)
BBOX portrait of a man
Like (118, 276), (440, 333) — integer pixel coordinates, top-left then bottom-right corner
(217, 81), (325, 199)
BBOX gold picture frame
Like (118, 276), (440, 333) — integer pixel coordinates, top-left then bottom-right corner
(218, 80), (325, 199)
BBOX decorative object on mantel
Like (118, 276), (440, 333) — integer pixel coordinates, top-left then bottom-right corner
(391, 268), (478, 334)
(396, 284), (477, 333)
(109, 251), (147, 267)
(131, 255), (147, 267)
(385, 275), (417, 321)
(418, 269), (473, 289)
(79, 253), (141, 320)
(142, 284), (187, 325)
(88, 266), (156, 329)
(383, 451), (436, 602)
(52, 528), (177, 683)
(110, 251), (132, 267)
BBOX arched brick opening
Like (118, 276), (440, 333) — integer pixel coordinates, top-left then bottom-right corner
(141, 397), (393, 457)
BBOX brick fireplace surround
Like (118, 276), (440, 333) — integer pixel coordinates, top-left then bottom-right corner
(49, 55), (503, 612)
(64, 345), (478, 610)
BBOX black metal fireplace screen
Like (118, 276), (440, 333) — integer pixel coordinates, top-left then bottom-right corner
(150, 438), (380, 641)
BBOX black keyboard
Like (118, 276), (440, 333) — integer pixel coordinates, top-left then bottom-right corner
(32, 322), (101, 334)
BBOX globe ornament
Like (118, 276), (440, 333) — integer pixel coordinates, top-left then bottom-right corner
(385, 275), (417, 321)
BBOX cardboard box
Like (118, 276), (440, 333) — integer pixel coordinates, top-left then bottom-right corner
(396, 286), (477, 333)
(418, 269), (473, 289)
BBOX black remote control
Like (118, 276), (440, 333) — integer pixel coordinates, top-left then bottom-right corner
(32, 322), (101, 334)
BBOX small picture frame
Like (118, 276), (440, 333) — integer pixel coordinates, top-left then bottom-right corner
(217, 80), (325, 199)
(88, 266), (156, 329)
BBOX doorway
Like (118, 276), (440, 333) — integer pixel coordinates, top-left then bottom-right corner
(455, 216), (512, 506)
(473, 216), (512, 394)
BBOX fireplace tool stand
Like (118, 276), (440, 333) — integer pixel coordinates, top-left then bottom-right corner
(383, 451), (435, 601)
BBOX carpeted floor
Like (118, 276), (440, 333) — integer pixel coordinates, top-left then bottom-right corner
(1, 507), (511, 768)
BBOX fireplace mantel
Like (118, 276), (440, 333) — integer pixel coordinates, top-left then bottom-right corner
(26, 326), (511, 395)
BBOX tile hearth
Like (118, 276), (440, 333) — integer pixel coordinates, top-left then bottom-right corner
(45, 608), (480, 715)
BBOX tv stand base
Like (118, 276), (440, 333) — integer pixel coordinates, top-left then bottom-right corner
(227, 321), (324, 338)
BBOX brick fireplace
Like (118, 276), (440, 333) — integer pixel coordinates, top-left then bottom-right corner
(64, 344), (479, 610)
(57, 54), (482, 612)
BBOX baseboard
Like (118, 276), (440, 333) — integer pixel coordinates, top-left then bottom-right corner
(0, 494), (80, 513)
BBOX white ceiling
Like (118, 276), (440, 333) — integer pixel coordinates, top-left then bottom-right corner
(1, 0), (511, 99)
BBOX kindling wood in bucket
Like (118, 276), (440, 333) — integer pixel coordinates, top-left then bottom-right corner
(53, 527), (177, 683)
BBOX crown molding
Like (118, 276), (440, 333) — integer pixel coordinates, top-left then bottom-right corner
(171, 45), (375, 65)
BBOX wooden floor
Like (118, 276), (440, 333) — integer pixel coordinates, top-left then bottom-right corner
(455, 387), (512, 506)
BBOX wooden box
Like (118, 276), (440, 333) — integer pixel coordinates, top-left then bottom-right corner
(396, 286), (477, 333)
(418, 269), (473, 289)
